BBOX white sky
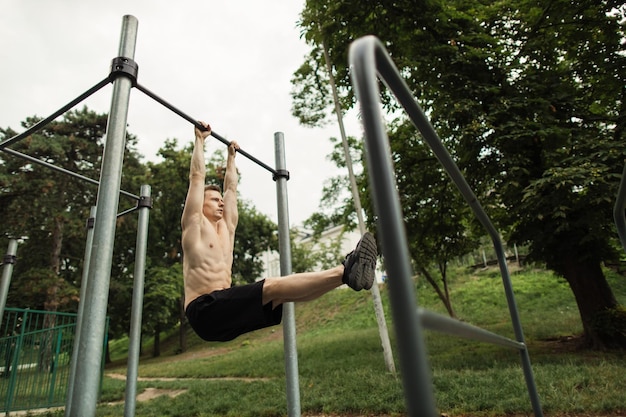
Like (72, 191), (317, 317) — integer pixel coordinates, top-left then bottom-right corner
(0, 0), (363, 226)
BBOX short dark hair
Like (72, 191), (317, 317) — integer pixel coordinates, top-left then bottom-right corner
(204, 184), (221, 193)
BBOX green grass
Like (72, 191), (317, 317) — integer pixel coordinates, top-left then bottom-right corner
(37, 266), (626, 416)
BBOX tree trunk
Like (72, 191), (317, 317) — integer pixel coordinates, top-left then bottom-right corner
(39, 217), (65, 372)
(419, 266), (456, 318)
(179, 296), (187, 353)
(560, 255), (625, 349)
(45, 216), (64, 311)
(105, 338), (111, 364)
(152, 324), (161, 358)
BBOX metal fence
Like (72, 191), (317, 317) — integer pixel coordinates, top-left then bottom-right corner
(0, 308), (106, 413)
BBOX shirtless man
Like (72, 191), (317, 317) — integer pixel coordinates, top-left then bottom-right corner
(182, 122), (378, 342)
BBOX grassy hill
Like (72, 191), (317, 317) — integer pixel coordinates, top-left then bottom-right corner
(92, 265), (626, 417)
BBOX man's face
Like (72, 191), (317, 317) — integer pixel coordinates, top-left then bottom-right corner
(203, 189), (224, 220)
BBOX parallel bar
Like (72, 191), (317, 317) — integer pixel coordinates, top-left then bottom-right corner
(134, 83), (278, 175)
(418, 308), (525, 350)
(369, 38), (544, 417)
(349, 37), (437, 417)
(124, 185), (151, 417)
(68, 15), (138, 417)
(349, 35), (543, 417)
(274, 132), (301, 417)
(0, 77), (111, 149)
(0, 147), (139, 201)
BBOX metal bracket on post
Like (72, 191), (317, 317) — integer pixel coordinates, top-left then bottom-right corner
(109, 57), (138, 86)
(3, 254), (16, 265)
(272, 169), (290, 182)
(137, 195), (153, 209)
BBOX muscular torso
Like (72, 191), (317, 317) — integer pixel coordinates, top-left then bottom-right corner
(182, 215), (233, 310)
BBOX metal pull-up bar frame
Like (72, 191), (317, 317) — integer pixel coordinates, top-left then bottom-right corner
(348, 35), (543, 417)
(1, 15), (298, 417)
(0, 60), (282, 181)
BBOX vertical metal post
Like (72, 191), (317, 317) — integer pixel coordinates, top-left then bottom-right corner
(124, 185), (151, 417)
(0, 239), (18, 326)
(274, 132), (301, 417)
(68, 15), (138, 417)
(65, 206), (96, 417)
(6, 309), (28, 414)
(321, 38), (395, 374)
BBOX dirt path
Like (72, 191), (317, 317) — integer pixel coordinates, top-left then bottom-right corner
(104, 372), (272, 403)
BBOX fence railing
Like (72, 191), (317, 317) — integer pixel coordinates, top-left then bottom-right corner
(0, 308), (106, 413)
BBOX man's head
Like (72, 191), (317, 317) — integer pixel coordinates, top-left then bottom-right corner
(203, 184), (224, 220)
(204, 184), (221, 193)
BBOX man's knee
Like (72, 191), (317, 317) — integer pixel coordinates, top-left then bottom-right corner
(262, 277), (282, 306)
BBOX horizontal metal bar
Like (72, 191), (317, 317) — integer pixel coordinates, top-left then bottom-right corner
(117, 205), (138, 218)
(418, 308), (526, 350)
(134, 83), (279, 176)
(0, 77), (111, 149)
(0, 147), (139, 200)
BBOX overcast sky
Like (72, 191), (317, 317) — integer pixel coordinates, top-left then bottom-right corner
(1, 0), (363, 226)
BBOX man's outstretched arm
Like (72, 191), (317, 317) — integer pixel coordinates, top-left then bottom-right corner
(222, 141), (240, 241)
(181, 122), (211, 230)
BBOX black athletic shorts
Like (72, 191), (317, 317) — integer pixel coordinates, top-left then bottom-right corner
(185, 279), (283, 342)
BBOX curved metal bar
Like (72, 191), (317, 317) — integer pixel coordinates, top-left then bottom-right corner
(349, 36), (438, 417)
(349, 35), (543, 417)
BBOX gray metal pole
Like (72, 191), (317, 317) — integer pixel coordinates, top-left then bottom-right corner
(349, 37), (438, 417)
(124, 185), (151, 417)
(68, 15), (138, 417)
(0, 239), (18, 325)
(321, 38), (396, 375)
(274, 132), (301, 417)
(65, 206), (96, 417)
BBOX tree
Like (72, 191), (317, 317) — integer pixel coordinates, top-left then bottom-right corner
(307, 128), (479, 317)
(0, 107), (143, 312)
(0, 107), (145, 370)
(294, 0), (626, 348)
(385, 120), (480, 318)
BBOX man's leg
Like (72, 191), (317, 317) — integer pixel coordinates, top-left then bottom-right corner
(262, 266), (344, 308)
(262, 232), (378, 309)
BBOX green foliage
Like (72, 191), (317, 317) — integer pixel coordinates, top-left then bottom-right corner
(143, 264), (184, 336)
(0, 108), (144, 313)
(295, 0), (626, 347)
(291, 228), (348, 273)
(232, 200), (278, 284)
(591, 306), (626, 348)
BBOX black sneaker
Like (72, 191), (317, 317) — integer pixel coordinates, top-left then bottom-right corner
(342, 232), (377, 291)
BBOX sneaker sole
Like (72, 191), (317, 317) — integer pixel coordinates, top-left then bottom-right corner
(347, 233), (377, 290)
